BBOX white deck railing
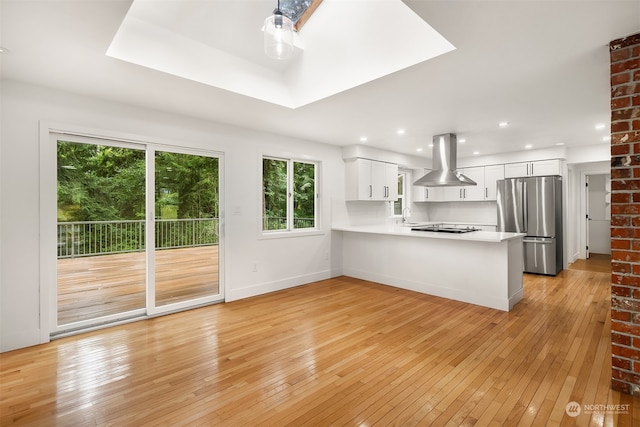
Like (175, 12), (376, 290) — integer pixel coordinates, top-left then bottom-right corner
(57, 218), (219, 258)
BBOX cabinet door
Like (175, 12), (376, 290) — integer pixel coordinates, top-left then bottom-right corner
(358, 159), (374, 199)
(530, 159), (561, 177)
(385, 163), (399, 200)
(412, 169), (445, 201)
(441, 168), (484, 201)
(461, 167), (485, 201)
(484, 164), (505, 200)
(424, 186), (443, 201)
(504, 162), (529, 178)
(443, 185), (464, 201)
(345, 158), (372, 200)
(370, 161), (387, 200)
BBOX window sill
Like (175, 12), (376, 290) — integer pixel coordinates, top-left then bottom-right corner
(259, 228), (324, 240)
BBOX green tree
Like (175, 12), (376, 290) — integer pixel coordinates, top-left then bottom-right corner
(262, 158), (315, 230)
(155, 152), (219, 219)
(262, 158), (288, 229)
(293, 162), (315, 228)
(57, 141), (145, 221)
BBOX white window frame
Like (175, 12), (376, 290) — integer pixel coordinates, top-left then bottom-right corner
(390, 169), (409, 218)
(261, 155), (321, 238)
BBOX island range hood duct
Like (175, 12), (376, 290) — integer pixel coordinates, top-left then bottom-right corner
(413, 133), (477, 187)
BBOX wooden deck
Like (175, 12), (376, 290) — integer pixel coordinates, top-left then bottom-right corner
(57, 246), (219, 325)
(3, 257), (639, 425)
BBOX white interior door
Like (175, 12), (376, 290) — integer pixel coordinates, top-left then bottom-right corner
(587, 174), (611, 256)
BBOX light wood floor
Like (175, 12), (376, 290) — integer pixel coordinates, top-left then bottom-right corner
(2, 262), (639, 426)
(568, 253), (611, 274)
(57, 246), (219, 325)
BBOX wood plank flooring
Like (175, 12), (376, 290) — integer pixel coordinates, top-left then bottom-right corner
(568, 253), (611, 274)
(2, 260), (639, 426)
(57, 246), (219, 325)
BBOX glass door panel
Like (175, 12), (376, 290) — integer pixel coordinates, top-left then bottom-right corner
(154, 151), (220, 307)
(56, 140), (146, 327)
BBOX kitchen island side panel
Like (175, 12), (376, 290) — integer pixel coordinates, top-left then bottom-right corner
(341, 232), (523, 311)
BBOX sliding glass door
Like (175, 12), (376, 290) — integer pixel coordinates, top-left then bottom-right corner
(153, 150), (220, 308)
(54, 136), (222, 333)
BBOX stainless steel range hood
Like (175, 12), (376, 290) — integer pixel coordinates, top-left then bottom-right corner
(413, 133), (477, 187)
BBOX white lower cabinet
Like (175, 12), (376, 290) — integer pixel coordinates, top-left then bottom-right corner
(346, 158), (398, 201)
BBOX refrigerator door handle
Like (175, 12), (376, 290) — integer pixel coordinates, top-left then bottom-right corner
(523, 238), (554, 244)
(522, 181), (528, 233)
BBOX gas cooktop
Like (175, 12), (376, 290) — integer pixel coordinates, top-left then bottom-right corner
(410, 225), (480, 233)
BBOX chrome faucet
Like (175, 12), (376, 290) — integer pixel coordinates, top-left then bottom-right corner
(402, 207), (412, 223)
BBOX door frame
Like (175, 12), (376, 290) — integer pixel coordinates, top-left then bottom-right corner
(578, 168), (609, 261)
(39, 122), (225, 340)
(586, 175), (590, 259)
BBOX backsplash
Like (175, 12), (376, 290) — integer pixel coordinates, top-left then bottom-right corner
(419, 201), (498, 226)
(331, 199), (394, 226)
(332, 198), (498, 227)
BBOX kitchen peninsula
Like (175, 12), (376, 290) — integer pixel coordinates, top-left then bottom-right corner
(333, 225), (525, 311)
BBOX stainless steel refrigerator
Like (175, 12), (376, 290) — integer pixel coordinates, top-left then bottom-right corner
(496, 176), (563, 275)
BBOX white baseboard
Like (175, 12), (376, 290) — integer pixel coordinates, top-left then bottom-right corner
(225, 269), (342, 302)
(1, 328), (46, 353)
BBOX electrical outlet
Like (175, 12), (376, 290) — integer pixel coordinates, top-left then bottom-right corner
(252, 263), (258, 272)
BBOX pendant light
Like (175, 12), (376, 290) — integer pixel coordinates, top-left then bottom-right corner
(264, 0), (294, 60)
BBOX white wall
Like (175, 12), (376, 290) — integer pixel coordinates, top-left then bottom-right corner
(0, 80), (344, 352)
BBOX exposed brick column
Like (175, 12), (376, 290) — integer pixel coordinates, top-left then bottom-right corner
(610, 32), (640, 395)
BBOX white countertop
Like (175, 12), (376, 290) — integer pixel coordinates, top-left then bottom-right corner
(332, 224), (524, 243)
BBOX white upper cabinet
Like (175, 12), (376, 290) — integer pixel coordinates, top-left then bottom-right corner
(461, 167), (486, 201)
(382, 162), (399, 200)
(483, 164), (505, 201)
(504, 159), (561, 178)
(345, 158), (398, 201)
(412, 169), (443, 202)
(442, 166), (486, 201)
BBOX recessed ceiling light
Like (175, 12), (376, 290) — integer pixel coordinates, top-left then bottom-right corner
(0, 47), (9, 54)
(416, 148), (423, 152)
(428, 143), (434, 148)
(360, 136), (368, 142)
(498, 121), (509, 128)
(603, 135), (611, 141)
(595, 123), (606, 130)
(397, 129), (406, 135)
(556, 142), (565, 146)
(473, 151), (480, 155)
(458, 138), (466, 143)
(525, 144), (533, 149)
